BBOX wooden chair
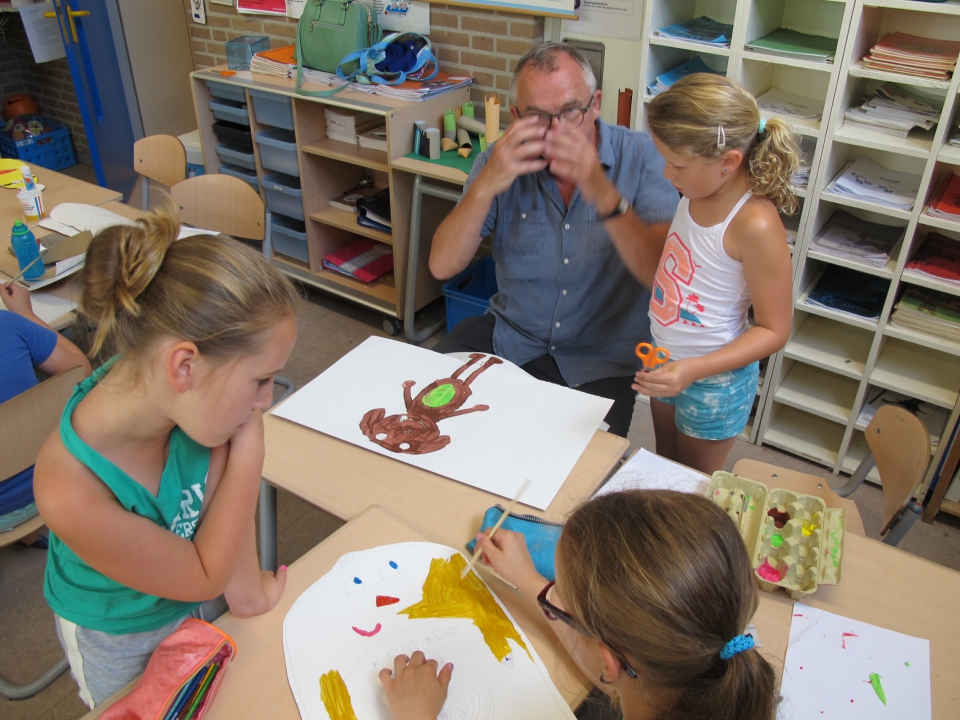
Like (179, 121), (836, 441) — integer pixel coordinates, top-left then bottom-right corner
(133, 135), (187, 210)
(732, 458), (866, 536)
(170, 173), (272, 252)
(831, 405), (931, 546)
(0, 365), (86, 699)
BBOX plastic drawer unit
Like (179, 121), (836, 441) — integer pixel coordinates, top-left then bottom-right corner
(219, 163), (259, 191)
(209, 99), (249, 125)
(262, 172), (304, 220)
(216, 143), (257, 171)
(271, 214), (309, 262)
(205, 80), (246, 104)
(212, 121), (253, 152)
(256, 129), (299, 176)
(249, 89), (295, 131)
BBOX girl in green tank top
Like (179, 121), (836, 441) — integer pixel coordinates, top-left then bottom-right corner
(34, 206), (299, 708)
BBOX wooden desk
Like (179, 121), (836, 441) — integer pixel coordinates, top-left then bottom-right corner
(82, 506), (589, 719)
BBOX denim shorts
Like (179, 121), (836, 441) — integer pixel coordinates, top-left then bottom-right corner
(656, 361), (760, 441)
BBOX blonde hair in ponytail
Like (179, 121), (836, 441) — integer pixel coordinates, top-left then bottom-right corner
(79, 196), (298, 364)
(557, 491), (777, 720)
(648, 73), (802, 215)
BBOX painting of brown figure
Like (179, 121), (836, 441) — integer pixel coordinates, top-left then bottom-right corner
(359, 353), (504, 454)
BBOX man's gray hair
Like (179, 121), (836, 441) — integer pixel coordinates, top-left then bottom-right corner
(509, 42), (598, 106)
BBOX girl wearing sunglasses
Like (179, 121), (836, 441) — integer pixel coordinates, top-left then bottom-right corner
(379, 490), (777, 720)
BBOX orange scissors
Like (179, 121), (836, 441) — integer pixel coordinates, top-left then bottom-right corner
(636, 342), (670, 371)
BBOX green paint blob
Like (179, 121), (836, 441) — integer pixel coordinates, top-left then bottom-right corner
(905, 662), (911, 668)
(771, 534), (784, 548)
(422, 383), (456, 408)
(869, 672), (887, 706)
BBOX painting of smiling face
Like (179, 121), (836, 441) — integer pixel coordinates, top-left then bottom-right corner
(283, 543), (575, 720)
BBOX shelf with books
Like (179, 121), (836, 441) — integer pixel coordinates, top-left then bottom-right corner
(863, 0), (960, 16)
(317, 266), (397, 305)
(300, 139), (389, 173)
(774, 360), (859, 424)
(848, 62), (952, 91)
(818, 189), (914, 220)
(832, 123), (935, 159)
(870, 338), (960, 408)
(917, 213), (960, 234)
(741, 51), (835, 73)
(782, 313), (873, 379)
(649, 36), (733, 57)
(939, 143), (960, 166)
(795, 268), (883, 331)
(805, 248), (897, 278)
(900, 268), (960, 298)
(883, 323), (960, 357)
(310, 207), (393, 245)
(762, 403), (844, 466)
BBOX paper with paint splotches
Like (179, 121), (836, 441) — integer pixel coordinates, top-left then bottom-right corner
(779, 603), (931, 719)
(283, 542), (575, 720)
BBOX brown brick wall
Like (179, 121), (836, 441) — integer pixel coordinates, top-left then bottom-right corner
(181, 1), (542, 125)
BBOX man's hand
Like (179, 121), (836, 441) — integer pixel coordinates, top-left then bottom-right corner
(474, 117), (549, 199)
(543, 124), (618, 212)
(379, 651), (453, 720)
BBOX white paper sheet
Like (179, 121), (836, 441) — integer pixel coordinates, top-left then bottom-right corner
(561, 0), (642, 41)
(283, 542), (575, 720)
(594, 448), (710, 497)
(360, 0), (430, 34)
(19, 3), (66, 64)
(779, 604), (931, 719)
(271, 337), (612, 510)
(16, 293), (76, 324)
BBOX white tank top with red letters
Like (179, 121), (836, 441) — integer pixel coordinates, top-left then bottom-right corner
(648, 191), (753, 360)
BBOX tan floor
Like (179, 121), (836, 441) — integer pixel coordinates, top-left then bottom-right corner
(2, 269), (959, 718)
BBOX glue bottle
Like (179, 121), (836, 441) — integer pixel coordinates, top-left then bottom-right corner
(10, 221), (45, 281)
(20, 165), (36, 191)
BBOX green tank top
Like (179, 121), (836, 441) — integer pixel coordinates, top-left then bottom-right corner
(44, 358), (210, 634)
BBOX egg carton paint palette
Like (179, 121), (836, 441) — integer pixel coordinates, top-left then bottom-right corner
(709, 472), (845, 600)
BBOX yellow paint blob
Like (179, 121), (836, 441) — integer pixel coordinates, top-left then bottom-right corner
(400, 554), (531, 663)
(320, 669), (358, 720)
(802, 520), (818, 537)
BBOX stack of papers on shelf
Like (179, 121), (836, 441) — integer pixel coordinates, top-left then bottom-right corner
(791, 137), (815, 190)
(646, 57), (722, 97)
(323, 239), (393, 283)
(951, 130), (960, 148)
(923, 172), (960, 222)
(250, 45), (296, 78)
(889, 286), (960, 343)
(371, 71), (473, 101)
(804, 265), (888, 321)
(745, 27), (837, 63)
(904, 232), (960, 287)
(862, 32), (960, 81)
(809, 210), (905, 268)
(856, 387), (949, 445)
(324, 107), (382, 145)
(301, 68), (376, 94)
(843, 82), (945, 138)
(329, 185), (380, 213)
(654, 16), (733, 48)
(823, 156), (921, 211)
(756, 87), (824, 122)
(357, 126), (388, 152)
(356, 188), (391, 232)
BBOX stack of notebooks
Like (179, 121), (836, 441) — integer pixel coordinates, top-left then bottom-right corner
(646, 57), (722, 97)
(323, 239), (394, 284)
(904, 232), (960, 288)
(372, 71), (473, 101)
(324, 108), (382, 145)
(843, 83), (944, 138)
(923, 172), (960, 223)
(250, 45), (296, 78)
(358, 126), (388, 152)
(804, 265), (888, 321)
(861, 32), (960, 81)
(654, 16), (733, 48)
(329, 184), (380, 214)
(302, 68), (375, 94)
(856, 388), (949, 446)
(823, 156), (921, 211)
(809, 210), (904, 268)
(951, 129), (960, 148)
(756, 87), (824, 123)
(356, 188), (392, 233)
(889, 287), (960, 344)
(744, 27), (837, 63)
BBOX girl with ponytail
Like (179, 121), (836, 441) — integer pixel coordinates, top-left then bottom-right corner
(33, 202), (299, 709)
(634, 73), (798, 474)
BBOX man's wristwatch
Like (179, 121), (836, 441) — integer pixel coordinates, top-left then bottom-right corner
(597, 195), (629, 221)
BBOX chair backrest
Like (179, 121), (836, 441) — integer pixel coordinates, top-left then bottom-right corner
(866, 405), (931, 535)
(732, 458), (866, 536)
(133, 135), (188, 187)
(170, 174), (266, 241)
(0, 366), (87, 481)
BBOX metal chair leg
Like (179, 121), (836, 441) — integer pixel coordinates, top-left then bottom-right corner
(0, 658), (69, 700)
(258, 375), (295, 571)
(141, 176), (149, 210)
(882, 503), (923, 547)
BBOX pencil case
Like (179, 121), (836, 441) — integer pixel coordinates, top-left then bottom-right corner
(101, 618), (236, 720)
(466, 504), (563, 581)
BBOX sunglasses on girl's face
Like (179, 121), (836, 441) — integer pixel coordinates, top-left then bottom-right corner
(537, 580), (639, 679)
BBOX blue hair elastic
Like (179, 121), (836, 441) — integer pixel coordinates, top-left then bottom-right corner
(758, 118), (767, 135)
(720, 634), (755, 660)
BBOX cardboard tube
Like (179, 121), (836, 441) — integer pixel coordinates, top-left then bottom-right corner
(617, 89), (633, 127)
(414, 120), (428, 155)
(441, 137), (458, 152)
(462, 101), (474, 118)
(443, 109), (456, 140)
(426, 128), (441, 160)
(457, 127), (472, 158)
(457, 115), (486, 136)
(485, 94), (500, 144)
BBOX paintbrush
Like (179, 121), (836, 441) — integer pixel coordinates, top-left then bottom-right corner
(3, 249), (47, 291)
(461, 478), (531, 579)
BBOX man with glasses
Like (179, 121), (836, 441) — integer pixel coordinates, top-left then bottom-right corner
(430, 42), (678, 437)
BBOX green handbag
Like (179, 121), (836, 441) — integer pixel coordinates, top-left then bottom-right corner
(295, 0), (382, 97)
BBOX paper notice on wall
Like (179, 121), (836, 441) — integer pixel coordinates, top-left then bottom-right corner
(359, 0), (430, 34)
(238, 0), (288, 15)
(18, 3), (66, 63)
(286, 0), (306, 18)
(562, 0), (642, 41)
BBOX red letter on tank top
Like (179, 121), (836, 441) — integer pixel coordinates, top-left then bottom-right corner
(651, 233), (696, 327)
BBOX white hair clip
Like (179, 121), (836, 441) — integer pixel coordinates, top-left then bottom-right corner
(717, 125), (726, 149)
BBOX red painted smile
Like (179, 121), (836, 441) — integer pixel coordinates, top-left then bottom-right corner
(352, 623), (382, 637)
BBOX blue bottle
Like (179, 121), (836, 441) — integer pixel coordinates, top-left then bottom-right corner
(10, 221), (45, 281)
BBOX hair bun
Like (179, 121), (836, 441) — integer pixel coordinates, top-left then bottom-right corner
(113, 214), (178, 316)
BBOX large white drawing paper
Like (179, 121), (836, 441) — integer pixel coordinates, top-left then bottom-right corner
(594, 448), (710, 498)
(283, 542), (575, 720)
(272, 337), (612, 510)
(779, 604), (931, 719)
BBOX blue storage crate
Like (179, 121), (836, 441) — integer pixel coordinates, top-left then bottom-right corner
(256, 129), (298, 176)
(441, 256), (498, 333)
(249, 90), (294, 130)
(0, 123), (77, 171)
(271, 213), (308, 262)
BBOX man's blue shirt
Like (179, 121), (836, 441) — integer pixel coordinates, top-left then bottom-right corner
(462, 119), (680, 385)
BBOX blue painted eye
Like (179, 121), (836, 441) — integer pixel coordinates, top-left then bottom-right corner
(380, 560), (400, 580)
(345, 576), (365, 595)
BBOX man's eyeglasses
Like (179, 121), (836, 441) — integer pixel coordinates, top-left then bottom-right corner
(537, 581), (639, 679)
(517, 97), (595, 129)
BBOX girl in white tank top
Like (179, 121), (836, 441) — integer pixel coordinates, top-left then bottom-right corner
(636, 75), (799, 474)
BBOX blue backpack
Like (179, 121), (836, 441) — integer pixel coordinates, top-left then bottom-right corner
(336, 32), (438, 86)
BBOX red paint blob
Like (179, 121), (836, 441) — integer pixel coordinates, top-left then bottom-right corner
(841, 632), (858, 649)
(767, 507), (790, 528)
(376, 595), (400, 607)
(757, 558), (782, 582)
